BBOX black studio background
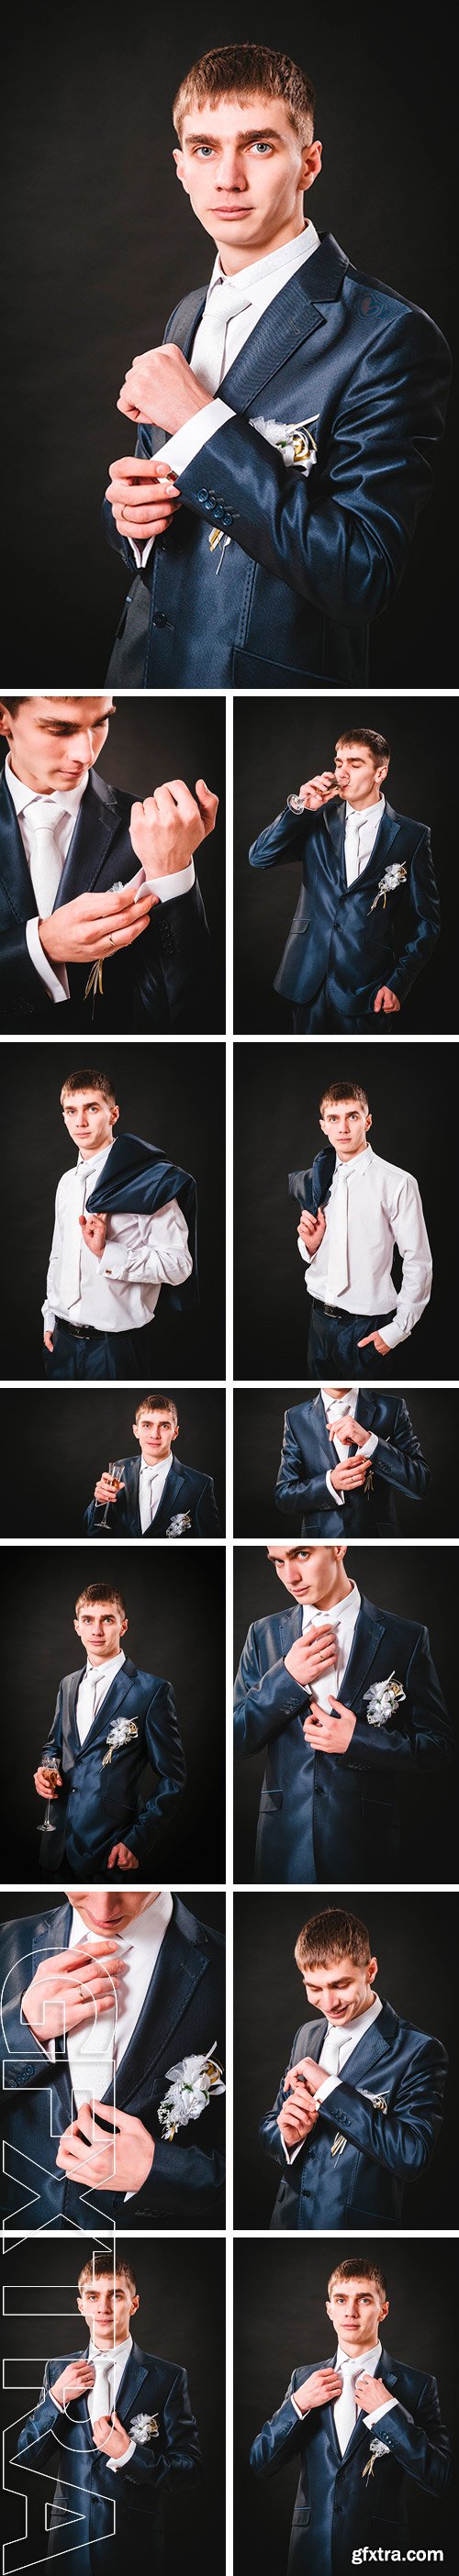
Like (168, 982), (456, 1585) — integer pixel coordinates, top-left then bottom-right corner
(0, 2235), (224, 2567)
(234, 2239), (456, 2576)
(0, 4), (455, 680)
(1, 1547), (225, 1882)
(0, 1388), (225, 1536)
(233, 1388), (454, 1536)
(0, 698), (226, 1033)
(233, 1544), (457, 1882)
(0, 1041), (225, 1380)
(233, 1888), (457, 2227)
(233, 1043), (452, 1380)
(234, 697), (456, 1035)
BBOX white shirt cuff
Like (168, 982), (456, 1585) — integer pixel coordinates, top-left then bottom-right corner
(313, 2073), (341, 2104)
(326, 1469), (344, 1505)
(280, 2130), (304, 2166)
(154, 397), (234, 476)
(26, 917), (70, 1005)
(364, 2399), (397, 2424)
(42, 1305), (56, 1334)
(129, 537), (154, 569)
(291, 2394), (308, 2419)
(144, 859), (195, 904)
(107, 2438), (136, 2469)
(377, 1314), (404, 1349)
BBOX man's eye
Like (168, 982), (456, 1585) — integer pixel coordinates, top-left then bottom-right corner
(195, 144), (214, 156)
(252, 140), (273, 153)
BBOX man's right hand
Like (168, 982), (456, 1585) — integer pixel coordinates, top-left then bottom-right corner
(21, 1938), (125, 2043)
(284, 1627), (338, 1690)
(51, 2360), (95, 2409)
(297, 1208), (327, 1254)
(34, 1765), (62, 1799)
(43, 1331), (54, 1353)
(277, 2087), (319, 2150)
(294, 2371), (342, 2416)
(39, 880), (158, 969)
(297, 773), (337, 810)
(94, 1473), (125, 1506)
(329, 1459), (370, 1491)
(106, 454), (182, 545)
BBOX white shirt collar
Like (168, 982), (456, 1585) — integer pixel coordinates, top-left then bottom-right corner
(320, 1385), (359, 1416)
(302, 1579), (361, 1630)
(87, 2332), (132, 2369)
(140, 1449), (172, 1480)
(334, 1143), (374, 1176)
(327, 1993), (383, 2045)
(345, 796), (385, 824)
(70, 1888), (173, 1957)
(335, 2338), (382, 2376)
(75, 1141), (112, 1178)
(6, 751), (89, 821)
(84, 1649), (126, 1688)
(209, 220), (320, 302)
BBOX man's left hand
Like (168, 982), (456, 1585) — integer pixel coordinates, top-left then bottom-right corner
(284, 2058), (330, 2102)
(92, 2410), (132, 2459)
(56, 2101), (154, 2192)
(358, 1331), (391, 1355)
(374, 986), (400, 1015)
(355, 2374), (390, 2413)
(107, 1841), (139, 1871)
(118, 344), (209, 431)
(303, 1698), (357, 1752)
(79, 1212), (107, 1257)
(129, 778), (218, 878)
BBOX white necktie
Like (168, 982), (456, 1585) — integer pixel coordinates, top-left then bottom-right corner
(321, 2025), (343, 2077)
(193, 279), (252, 394)
(334, 2358), (358, 2454)
(87, 2353), (114, 2425)
(303, 1607), (340, 1712)
(76, 1668), (99, 1746)
(325, 1166), (351, 1303)
(345, 811), (362, 885)
(27, 803), (66, 913)
(67, 1932), (119, 2110)
(60, 1163), (88, 1309)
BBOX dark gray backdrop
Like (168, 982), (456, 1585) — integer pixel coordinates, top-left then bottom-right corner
(233, 1543), (456, 1882)
(233, 1388), (454, 1536)
(234, 696), (455, 1034)
(234, 2238), (456, 2576)
(0, 4), (455, 678)
(233, 1888), (457, 2227)
(1, 1545), (225, 1882)
(0, 1387), (225, 1537)
(233, 1042), (451, 1379)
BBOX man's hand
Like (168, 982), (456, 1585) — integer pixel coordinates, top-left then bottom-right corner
(56, 2100), (154, 2193)
(52, 2360), (95, 2409)
(329, 1459), (370, 1492)
(374, 987), (401, 1015)
(129, 777), (218, 878)
(297, 1208), (327, 1254)
(294, 2371), (342, 2416)
(297, 773), (337, 811)
(106, 455), (182, 544)
(22, 1938), (125, 2044)
(284, 1627), (338, 1691)
(34, 1764), (62, 1800)
(107, 1842), (139, 1871)
(284, 2058), (332, 2103)
(117, 343), (210, 431)
(94, 1473), (126, 1507)
(39, 881), (158, 968)
(358, 1331), (391, 1356)
(44, 1331), (54, 1352)
(277, 2097), (319, 2149)
(79, 1211), (106, 1257)
(303, 1697), (357, 1753)
(329, 1414), (372, 1453)
(355, 2374), (390, 2414)
(92, 2411), (131, 2459)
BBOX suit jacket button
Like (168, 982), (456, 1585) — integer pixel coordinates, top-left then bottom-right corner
(153, 612), (167, 628)
(196, 489), (208, 504)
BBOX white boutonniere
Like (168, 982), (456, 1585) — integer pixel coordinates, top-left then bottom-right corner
(166, 1511), (192, 1537)
(369, 862), (408, 911)
(102, 1716), (139, 1766)
(249, 414), (319, 472)
(158, 2043), (225, 2139)
(363, 1671), (406, 1728)
(362, 2437), (391, 2482)
(129, 2412), (159, 2444)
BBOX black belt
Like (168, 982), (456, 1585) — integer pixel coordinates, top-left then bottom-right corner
(55, 1317), (105, 1343)
(310, 1299), (396, 1327)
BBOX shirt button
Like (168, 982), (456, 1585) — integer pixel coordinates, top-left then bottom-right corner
(153, 612), (167, 628)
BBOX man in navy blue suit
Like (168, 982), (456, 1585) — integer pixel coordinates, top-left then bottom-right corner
(34, 1579), (185, 1878)
(84, 1390), (221, 1537)
(250, 2254), (452, 2575)
(13, 2247), (201, 2573)
(275, 1383), (431, 1535)
(0, 1884), (225, 2226)
(103, 42), (450, 691)
(0, 694), (217, 1032)
(249, 727), (441, 1029)
(259, 1905), (447, 2229)
(233, 1541), (452, 1882)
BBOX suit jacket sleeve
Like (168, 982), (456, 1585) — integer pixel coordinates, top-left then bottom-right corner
(260, 2028), (308, 2168)
(385, 829), (441, 1001)
(341, 1624), (453, 1772)
(124, 2124), (225, 2221)
(39, 1685), (63, 1771)
(370, 1401), (431, 1501)
(108, 2366), (201, 2493)
(120, 1680), (185, 1859)
(249, 806), (308, 868)
(366, 2376), (452, 2496)
(234, 1624), (307, 1756)
(250, 2372), (312, 2476)
(275, 1412), (335, 1518)
(0, 919), (55, 1012)
(14, 2365), (65, 2464)
(315, 2036), (448, 2175)
(134, 876), (210, 1028)
(193, 1476), (222, 1535)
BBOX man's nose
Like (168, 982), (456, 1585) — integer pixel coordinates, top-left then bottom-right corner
(217, 151), (247, 189)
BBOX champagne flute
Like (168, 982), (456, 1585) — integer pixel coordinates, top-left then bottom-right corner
(38, 1763), (61, 1833)
(287, 790), (308, 814)
(97, 1461), (123, 1531)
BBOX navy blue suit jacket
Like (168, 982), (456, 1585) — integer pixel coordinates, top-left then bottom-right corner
(249, 795), (440, 1015)
(233, 1594), (452, 1881)
(84, 1450), (221, 1538)
(261, 1995), (447, 2228)
(39, 1654), (185, 1873)
(104, 234), (451, 689)
(275, 1392), (431, 1535)
(250, 2346), (452, 2576)
(0, 1893), (225, 2227)
(0, 767), (209, 1031)
(13, 2337), (201, 2575)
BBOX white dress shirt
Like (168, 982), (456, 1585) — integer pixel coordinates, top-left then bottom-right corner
(52, 2330), (136, 2469)
(139, 1450), (173, 1532)
(44, 1890), (174, 2103)
(298, 1142), (431, 1349)
(298, 1579), (361, 1709)
(281, 1992), (383, 2164)
(320, 1384), (378, 1508)
(344, 796), (385, 885)
(6, 756), (196, 1007)
(75, 1649), (127, 1746)
(292, 2337), (396, 2433)
(42, 1143), (192, 1336)
(131, 222), (320, 567)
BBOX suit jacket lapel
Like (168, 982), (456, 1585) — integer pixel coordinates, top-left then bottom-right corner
(323, 799), (347, 884)
(343, 2347), (397, 2461)
(114, 2340), (150, 2418)
(122, 1457), (141, 1532)
(0, 772), (41, 922)
(148, 1458), (187, 1536)
(54, 774), (122, 908)
(310, 1393), (338, 1472)
(73, 1656), (140, 1755)
(339, 1598), (386, 1708)
(32, 1903), (73, 2125)
(355, 1392), (376, 1434)
(115, 1896), (215, 2107)
(217, 235), (347, 412)
(333, 1999), (396, 2088)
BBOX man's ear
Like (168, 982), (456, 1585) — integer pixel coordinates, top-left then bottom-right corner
(132, 1422), (140, 1445)
(301, 139), (322, 194)
(173, 148), (190, 199)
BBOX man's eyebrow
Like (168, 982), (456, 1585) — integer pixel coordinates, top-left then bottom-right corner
(184, 125), (284, 144)
(36, 713), (114, 732)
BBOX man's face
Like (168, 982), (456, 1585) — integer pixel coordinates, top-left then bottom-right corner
(61, 1087), (118, 1158)
(133, 1408), (178, 1462)
(300, 1950), (378, 2025)
(326, 2278), (389, 2356)
(174, 95), (321, 266)
(266, 1543), (348, 1605)
(319, 1098), (372, 1160)
(77, 2271), (139, 2348)
(0, 697), (114, 793)
(73, 1601), (128, 1663)
(68, 1889), (159, 1930)
(333, 739), (388, 808)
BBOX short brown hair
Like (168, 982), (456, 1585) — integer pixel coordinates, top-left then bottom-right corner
(173, 44), (315, 146)
(134, 1393), (178, 1427)
(319, 1079), (369, 1114)
(74, 1581), (127, 1617)
(77, 2250), (138, 2297)
(61, 1067), (117, 1106)
(328, 2257), (388, 2299)
(335, 727), (390, 764)
(295, 1908), (371, 1973)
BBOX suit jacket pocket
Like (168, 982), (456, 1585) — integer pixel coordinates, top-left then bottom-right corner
(260, 1789), (284, 1812)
